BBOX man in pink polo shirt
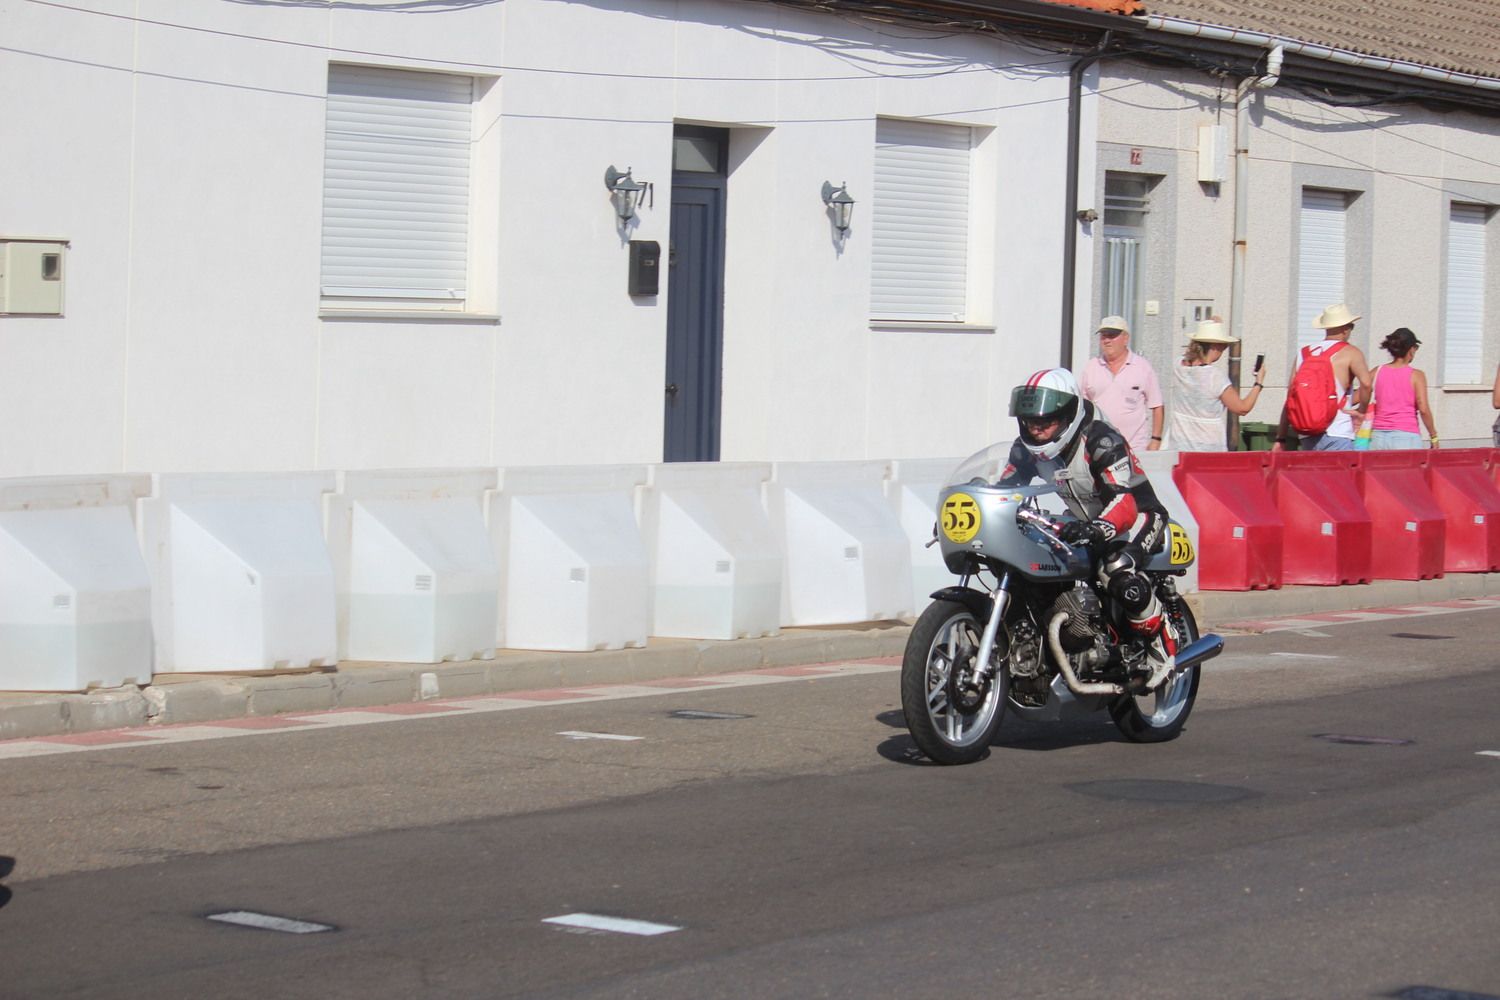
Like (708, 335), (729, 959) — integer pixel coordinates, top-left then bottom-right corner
(1079, 315), (1164, 453)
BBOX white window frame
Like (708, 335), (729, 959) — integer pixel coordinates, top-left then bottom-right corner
(1296, 188), (1348, 349)
(1443, 202), (1489, 385)
(321, 64), (490, 314)
(871, 118), (974, 324)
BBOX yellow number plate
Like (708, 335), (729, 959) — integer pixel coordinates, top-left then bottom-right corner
(941, 493), (981, 544)
(1168, 523), (1195, 565)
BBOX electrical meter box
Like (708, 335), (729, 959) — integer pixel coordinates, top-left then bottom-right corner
(1, 240), (68, 315)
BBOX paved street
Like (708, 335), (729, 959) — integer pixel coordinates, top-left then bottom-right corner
(2, 608), (1498, 1000)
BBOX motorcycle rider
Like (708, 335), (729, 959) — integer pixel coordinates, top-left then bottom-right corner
(997, 368), (1177, 690)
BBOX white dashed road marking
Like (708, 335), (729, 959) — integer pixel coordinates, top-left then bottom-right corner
(543, 913), (681, 936)
(557, 731), (643, 742)
(206, 911), (335, 934)
(1269, 651), (1340, 660)
(1478, 751), (1500, 759)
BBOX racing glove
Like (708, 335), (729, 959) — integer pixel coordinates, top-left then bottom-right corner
(1059, 518), (1108, 549)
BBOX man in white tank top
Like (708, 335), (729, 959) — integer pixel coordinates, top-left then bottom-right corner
(1274, 303), (1374, 451)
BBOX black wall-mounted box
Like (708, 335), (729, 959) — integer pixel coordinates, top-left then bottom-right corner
(628, 240), (660, 297)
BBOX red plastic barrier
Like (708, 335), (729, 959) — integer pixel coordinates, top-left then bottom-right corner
(1355, 451), (1445, 581)
(1267, 452), (1372, 585)
(1424, 448), (1500, 572)
(1172, 452), (1282, 590)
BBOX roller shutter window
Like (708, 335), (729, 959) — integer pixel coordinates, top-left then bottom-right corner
(871, 119), (971, 322)
(1297, 188), (1348, 348)
(1102, 173), (1150, 338)
(321, 65), (473, 306)
(1444, 203), (1487, 385)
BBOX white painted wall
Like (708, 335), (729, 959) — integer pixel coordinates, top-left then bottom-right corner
(0, 0), (1079, 478)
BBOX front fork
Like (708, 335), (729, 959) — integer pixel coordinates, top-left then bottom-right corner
(971, 571), (1012, 686)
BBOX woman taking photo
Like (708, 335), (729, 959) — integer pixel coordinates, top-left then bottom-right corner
(1362, 327), (1437, 449)
(1169, 319), (1265, 451)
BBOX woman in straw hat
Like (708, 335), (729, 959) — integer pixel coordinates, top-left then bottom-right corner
(1168, 318), (1267, 451)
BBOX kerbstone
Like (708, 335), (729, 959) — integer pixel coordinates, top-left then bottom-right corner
(62, 688), (149, 733)
(246, 672), (337, 716)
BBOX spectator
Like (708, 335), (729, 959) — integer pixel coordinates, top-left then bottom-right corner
(1169, 319), (1267, 451)
(1080, 315), (1164, 452)
(1492, 361), (1500, 446)
(1274, 303), (1373, 451)
(1362, 327), (1437, 449)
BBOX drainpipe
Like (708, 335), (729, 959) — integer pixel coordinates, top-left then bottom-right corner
(1225, 43), (1282, 449)
(1060, 35), (1111, 368)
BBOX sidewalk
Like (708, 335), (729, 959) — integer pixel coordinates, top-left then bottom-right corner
(3, 574), (1498, 742)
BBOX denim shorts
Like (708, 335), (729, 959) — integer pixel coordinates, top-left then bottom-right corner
(1370, 429), (1425, 450)
(1299, 433), (1355, 451)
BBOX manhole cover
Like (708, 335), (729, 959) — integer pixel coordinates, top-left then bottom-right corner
(669, 709), (752, 720)
(1314, 733), (1414, 746)
(1389, 633), (1455, 640)
(1066, 779), (1256, 804)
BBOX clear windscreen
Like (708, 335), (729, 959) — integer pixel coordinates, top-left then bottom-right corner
(947, 441), (1021, 486)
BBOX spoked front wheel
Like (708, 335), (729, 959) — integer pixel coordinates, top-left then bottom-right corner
(900, 599), (1006, 765)
(1110, 600), (1201, 743)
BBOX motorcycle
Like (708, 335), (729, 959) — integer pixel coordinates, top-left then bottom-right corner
(900, 446), (1224, 765)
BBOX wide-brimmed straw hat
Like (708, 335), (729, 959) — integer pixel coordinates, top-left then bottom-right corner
(1314, 303), (1361, 328)
(1189, 319), (1238, 345)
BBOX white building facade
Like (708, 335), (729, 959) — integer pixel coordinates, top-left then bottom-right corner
(0, 0), (1100, 477)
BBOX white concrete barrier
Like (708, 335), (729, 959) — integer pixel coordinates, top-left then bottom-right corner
(488, 466), (650, 651)
(326, 470), (499, 663)
(139, 474), (338, 672)
(640, 463), (781, 640)
(887, 457), (964, 612)
(1137, 450), (1200, 595)
(0, 476), (154, 691)
(767, 461), (914, 626)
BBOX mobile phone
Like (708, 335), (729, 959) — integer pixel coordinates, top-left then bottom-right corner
(1253, 353), (1265, 373)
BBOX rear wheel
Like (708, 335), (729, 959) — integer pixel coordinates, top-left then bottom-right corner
(1110, 598), (1200, 742)
(900, 599), (1006, 765)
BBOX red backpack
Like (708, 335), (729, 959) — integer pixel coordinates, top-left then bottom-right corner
(1286, 341), (1348, 434)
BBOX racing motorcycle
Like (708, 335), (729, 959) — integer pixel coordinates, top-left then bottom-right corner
(900, 446), (1223, 765)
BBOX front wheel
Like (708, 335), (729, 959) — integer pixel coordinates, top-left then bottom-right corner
(1110, 599), (1201, 743)
(900, 599), (1006, 765)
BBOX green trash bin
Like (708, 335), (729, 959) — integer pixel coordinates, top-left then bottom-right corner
(1240, 422), (1275, 451)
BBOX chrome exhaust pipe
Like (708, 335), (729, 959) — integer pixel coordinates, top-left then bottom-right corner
(1047, 618), (1225, 697)
(1173, 634), (1224, 673)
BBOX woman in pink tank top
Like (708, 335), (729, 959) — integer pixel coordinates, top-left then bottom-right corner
(1363, 327), (1438, 449)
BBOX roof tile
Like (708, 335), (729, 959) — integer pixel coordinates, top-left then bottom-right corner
(1142, 0), (1500, 79)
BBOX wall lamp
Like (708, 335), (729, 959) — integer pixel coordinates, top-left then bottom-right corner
(605, 165), (650, 224)
(821, 181), (855, 239)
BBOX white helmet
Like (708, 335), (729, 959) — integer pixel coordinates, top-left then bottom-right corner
(1009, 368), (1085, 460)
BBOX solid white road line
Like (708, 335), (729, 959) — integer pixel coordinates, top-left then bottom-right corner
(556, 731), (643, 741)
(1268, 651), (1341, 660)
(206, 910), (334, 934)
(1478, 751), (1500, 758)
(543, 912), (681, 936)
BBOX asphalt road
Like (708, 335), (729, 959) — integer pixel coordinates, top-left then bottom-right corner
(2, 609), (1499, 1000)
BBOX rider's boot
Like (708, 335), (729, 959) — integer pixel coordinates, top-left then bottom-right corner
(1128, 596), (1176, 691)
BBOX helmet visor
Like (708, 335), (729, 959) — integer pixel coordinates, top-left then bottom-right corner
(1009, 384), (1076, 419)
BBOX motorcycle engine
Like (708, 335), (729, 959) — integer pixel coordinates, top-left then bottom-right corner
(1048, 584), (1104, 653)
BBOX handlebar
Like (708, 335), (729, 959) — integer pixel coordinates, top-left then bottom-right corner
(1015, 506), (1063, 533)
(1015, 505), (1079, 559)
